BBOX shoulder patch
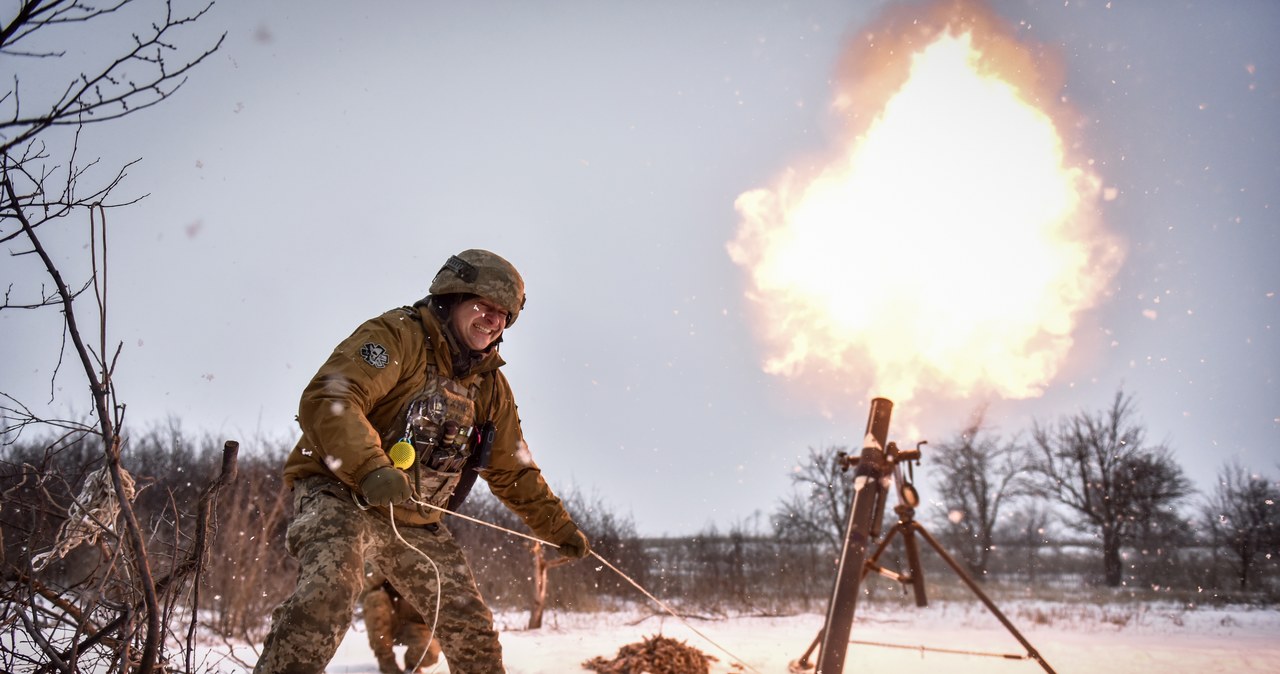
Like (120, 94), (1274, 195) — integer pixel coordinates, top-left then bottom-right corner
(360, 342), (390, 369)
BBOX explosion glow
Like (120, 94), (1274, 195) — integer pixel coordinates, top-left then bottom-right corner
(728, 1), (1122, 407)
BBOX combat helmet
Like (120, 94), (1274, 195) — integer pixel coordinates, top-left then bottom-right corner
(429, 249), (526, 326)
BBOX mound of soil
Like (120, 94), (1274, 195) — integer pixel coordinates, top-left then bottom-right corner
(583, 634), (718, 674)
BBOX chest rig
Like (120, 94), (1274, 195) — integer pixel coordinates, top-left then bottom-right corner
(385, 364), (483, 515)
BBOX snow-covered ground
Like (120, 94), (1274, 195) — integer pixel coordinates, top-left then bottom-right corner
(202, 600), (1280, 674)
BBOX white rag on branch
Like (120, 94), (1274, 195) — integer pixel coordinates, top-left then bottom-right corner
(31, 465), (136, 571)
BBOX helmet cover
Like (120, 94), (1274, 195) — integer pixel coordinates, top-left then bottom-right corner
(429, 249), (526, 326)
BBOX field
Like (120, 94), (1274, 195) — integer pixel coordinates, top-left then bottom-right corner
(200, 600), (1280, 674)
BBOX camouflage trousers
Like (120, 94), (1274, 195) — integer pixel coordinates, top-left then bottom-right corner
(363, 578), (442, 673)
(254, 477), (504, 674)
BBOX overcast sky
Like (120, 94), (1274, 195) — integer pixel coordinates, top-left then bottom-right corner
(3, 0), (1277, 536)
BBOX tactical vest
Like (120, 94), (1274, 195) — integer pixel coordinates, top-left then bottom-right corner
(383, 364), (483, 516)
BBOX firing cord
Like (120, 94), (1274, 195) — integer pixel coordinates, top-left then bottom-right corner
(387, 499), (1031, 672)
(407, 497), (764, 674)
(849, 638), (1033, 661)
(386, 501), (445, 674)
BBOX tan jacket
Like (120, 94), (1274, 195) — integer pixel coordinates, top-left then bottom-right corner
(282, 304), (576, 542)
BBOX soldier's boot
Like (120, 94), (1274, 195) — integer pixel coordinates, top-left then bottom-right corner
(375, 653), (401, 674)
(402, 632), (441, 673)
(363, 589), (401, 674)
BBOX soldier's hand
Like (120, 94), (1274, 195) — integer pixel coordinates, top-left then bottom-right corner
(556, 528), (591, 560)
(360, 466), (412, 507)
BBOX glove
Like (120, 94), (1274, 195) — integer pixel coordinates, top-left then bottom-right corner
(556, 528), (591, 560)
(360, 467), (412, 507)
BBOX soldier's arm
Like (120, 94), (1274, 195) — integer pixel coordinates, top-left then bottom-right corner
(296, 313), (410, 489)
(476, 372), (578, 543)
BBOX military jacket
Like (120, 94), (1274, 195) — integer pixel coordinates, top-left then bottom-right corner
(282, 304), (576, 542)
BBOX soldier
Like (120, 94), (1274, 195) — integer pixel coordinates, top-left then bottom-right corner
(362, 568), (441, 674)
(254, 249), (591, 674)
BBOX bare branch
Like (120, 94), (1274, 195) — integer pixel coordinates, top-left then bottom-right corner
(2, 1), (226, 156)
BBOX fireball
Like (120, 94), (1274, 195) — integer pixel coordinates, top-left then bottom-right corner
(728, 1), (1122, 408)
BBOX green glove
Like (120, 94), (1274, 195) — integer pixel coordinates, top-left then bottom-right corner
(556, 528), (591, 560)
(360, 467), (412, 507)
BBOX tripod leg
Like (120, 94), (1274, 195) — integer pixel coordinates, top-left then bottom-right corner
(861, 521), (901, 580)
(900, 523), (928, 607)
(912, 523), (1059, 674)
(788, 632), (823, 673)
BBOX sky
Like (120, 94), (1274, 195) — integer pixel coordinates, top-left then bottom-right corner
(2, 0), (1277, 536)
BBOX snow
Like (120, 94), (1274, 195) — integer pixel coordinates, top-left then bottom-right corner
(202, 601), (1280, 674)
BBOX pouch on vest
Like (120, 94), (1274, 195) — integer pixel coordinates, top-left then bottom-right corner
(447, 420), (494, 511)
(388, 369), (479, 513)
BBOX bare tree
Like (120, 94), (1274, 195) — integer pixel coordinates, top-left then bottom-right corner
(1000, 503), (1053, 583)
(1203, 461), (1280, 591)
(1116, 448), (1196, 585)
(773, 446), (855, 553)
(1028, 390), (1193, 587)
(0, 2), (224, 672)
(526, 541), (571, 629)
(930, 407), (1029, 578)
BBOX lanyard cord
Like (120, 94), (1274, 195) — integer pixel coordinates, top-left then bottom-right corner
(386, 502), (445, 674)
(407, 497), (764, 674)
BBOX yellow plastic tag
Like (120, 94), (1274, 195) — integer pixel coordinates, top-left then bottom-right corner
(388, 440), (416, 470)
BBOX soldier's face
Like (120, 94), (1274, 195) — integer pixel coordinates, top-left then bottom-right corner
(449, 298), (507, 351)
